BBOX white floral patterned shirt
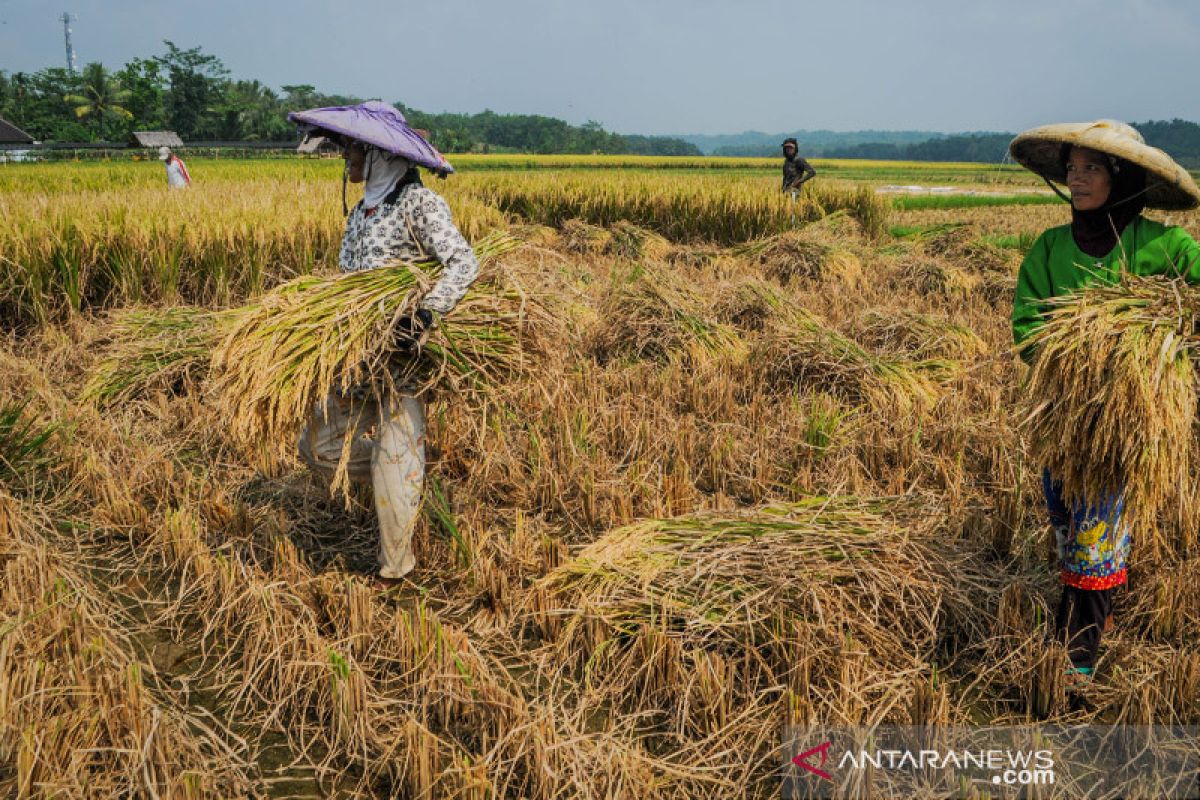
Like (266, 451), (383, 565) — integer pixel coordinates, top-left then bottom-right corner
(338, 184), (480, 314)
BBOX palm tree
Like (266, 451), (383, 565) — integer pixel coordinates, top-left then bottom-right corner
(217, 80), (287, 140)
(64, 62), (133, 140)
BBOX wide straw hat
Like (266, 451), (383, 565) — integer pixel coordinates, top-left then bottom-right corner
(1009, 119), (1200, 211)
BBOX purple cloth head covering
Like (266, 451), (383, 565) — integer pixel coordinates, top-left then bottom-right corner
(288, 101), (454, 176)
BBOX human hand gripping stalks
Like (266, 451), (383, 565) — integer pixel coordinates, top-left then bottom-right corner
(1021, 273), (1200, 558)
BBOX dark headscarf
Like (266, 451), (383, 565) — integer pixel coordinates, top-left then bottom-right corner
(1062, 144), (1148, 258)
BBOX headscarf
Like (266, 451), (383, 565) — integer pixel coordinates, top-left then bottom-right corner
(1063, 144), (1148, 258)
(362, 148), (412, 210)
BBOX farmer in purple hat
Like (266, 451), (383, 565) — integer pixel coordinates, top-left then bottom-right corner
(291, 102), (479, 590)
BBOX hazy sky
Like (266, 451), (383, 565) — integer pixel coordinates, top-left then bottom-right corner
(2, 0), (1198, 135)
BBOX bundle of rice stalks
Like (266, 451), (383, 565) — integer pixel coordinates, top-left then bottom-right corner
(527, 496), (986, 722)
(736, 231), (863, 287)
(210, 232), (531, 488)
(753, 306), (954, 411)
(82, 306), (243, 405)
(588, 262), (743, 364)
(898, 255), (982, 298)
(606, 221), (672, 261)
(713, 277), (788, 331)
(921, 223), (1014, 273)
(854, 308), (988, 361)
(802, 209), (866, 242)
(508, 223), (560, 249)
(559, 219), (613, 254)
(1022, 274), (1200, 554)
(979, 270), (1017, 309)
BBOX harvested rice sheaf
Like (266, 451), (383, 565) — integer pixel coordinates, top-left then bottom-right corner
(606, 220), (672, 261)
(211, 232), (532, 487)
(713, 277), (788, 332)
(737, 231), (864, 288)
(899, 255), (982, 298)
(854, 308), (988, 362)
(82, 305), (243, 404)
(920, 222), (1017, 275)
(559, 219), (613, 254)
(1022, 274), (1200, 555)
(752, 305), (954, 412)
(588, 262), (743, 364)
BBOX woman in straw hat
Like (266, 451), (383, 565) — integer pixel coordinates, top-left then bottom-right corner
(288, 102), (479, 590)
(1009, 120), (1200, 692)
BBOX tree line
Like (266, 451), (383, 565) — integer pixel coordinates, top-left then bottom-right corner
(0, 42), (701, 156)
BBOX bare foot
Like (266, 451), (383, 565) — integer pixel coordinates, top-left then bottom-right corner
(372, 575), (408, 593)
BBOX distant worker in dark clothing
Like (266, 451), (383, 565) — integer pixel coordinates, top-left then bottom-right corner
(781, 137), (816, 193)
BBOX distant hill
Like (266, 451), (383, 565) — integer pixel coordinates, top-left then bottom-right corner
(681, 130), (941, 157)
(824, 133), (1013, 162)
(1137, 119), (1200, 168)
(680, 121), (1200, 166)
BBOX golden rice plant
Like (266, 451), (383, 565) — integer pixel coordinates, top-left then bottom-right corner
(0, 161), (504, 324)
(1022, 274), (1200, 554)
(0, 398), (56, 485)
(456, 171), (889, 243)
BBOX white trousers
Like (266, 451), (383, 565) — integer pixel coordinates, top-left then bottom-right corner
(298, 390), (426, 579)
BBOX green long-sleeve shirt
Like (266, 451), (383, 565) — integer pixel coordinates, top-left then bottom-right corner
(1011, 216), (1200, 363)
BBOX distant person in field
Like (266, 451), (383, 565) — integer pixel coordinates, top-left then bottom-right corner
(158, 146), (191, 188)
(781, 137), (816, 193)
(288, 101), (477, 590)
(1009, 120), (1200, 704)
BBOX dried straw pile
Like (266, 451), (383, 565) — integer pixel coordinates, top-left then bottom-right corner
(1022, 274), (1200, 554)
(528, 495), (989, 726)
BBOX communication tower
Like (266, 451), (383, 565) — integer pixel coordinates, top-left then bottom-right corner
(60, 12), (77, 75)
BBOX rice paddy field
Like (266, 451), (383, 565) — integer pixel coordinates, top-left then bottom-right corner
(2, 155), (1200, 798)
